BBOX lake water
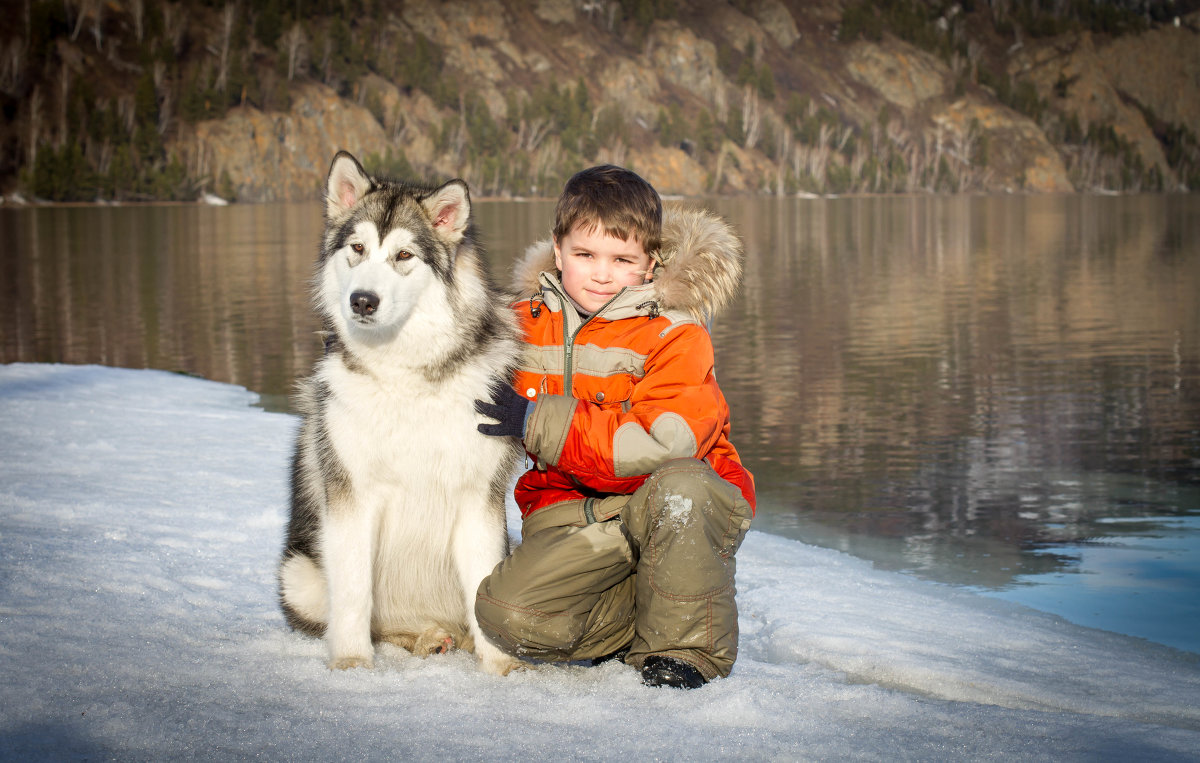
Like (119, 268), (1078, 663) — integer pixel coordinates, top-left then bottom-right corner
(2, 194), (1198, 654)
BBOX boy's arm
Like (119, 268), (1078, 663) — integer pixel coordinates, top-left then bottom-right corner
(524, 324), (729, 492)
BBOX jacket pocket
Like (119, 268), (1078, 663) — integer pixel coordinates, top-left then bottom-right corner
(573, 374), (634, 407)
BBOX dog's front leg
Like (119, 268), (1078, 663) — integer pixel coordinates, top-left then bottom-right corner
(321, 504), (376, 670)
(452, 508), (523, 676)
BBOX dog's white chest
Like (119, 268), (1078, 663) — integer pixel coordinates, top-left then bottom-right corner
(325, 366), (492, 494)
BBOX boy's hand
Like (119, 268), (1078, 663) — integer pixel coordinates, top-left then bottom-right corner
(475, 380), (532, 438)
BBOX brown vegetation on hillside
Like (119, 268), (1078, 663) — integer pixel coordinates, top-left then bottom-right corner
(2, 0), (1198, 202)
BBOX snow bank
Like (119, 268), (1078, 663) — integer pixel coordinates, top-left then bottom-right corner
(1, 364), (1198, 760)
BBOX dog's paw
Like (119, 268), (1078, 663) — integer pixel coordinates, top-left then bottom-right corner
(328, 654), (374, 671)
(479, 653), (527, 676)
(413, 629), (456, 657)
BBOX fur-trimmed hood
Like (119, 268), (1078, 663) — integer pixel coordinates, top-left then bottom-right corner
(509, 206), (743, 322)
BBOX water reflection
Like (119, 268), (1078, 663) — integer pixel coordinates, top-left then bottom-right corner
(1, 203), (326, 409)
(700, 196), (1199, 585)
(2, 194), (1198, 649)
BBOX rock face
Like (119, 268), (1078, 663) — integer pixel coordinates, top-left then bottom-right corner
(934, 98), (1073, 193)
(1099, 19), (1200, 129)
(174, 84), (389, 202)
(158, 1), (1197, 201)
(1013, 32), (1170, 182)
(847, 42), (947, 112)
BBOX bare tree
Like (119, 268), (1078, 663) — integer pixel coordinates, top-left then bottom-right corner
(775, 120), (791, 194)
(850, 143), (867, 192)
(711, 144), (727, 192)
(319, 32), (333, 85)
(131, 0), (145, 43)
(581, 0), (604, 21)
(117, 94), (135, 135)
(598, 137), (627, 168)
(808, 122), (834, 188)
(27, 85), (42, 167)
(933, 124), (944, 190)
(950, 121), (977, 189)
(967, 39), (984, 83)
(70, 0), (87, 42)
(90, 0), (104, 51)
(389, 107), (408, 142)
(284, 22), (307, 81)
(741, 85), (760, 150)
(0, 37), (26, 96)
(57, 63), (70, 148)
(906, 144), (922, 192)
(95, 133), (113, 177)
(163, 3), (188, 58)
(712, 81), (728, 126)
(1075, 144), (1100, 190)
(516, 117), (551, 153)
(531, 135), (563, 193)
(990, 0), (1012, 26)
(154, 60), (171, 134)
(950, 50), (966, 82)
(215, 2), (236, 93)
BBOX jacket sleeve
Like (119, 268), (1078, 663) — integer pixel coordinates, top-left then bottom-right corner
(523, 323), (729, 492)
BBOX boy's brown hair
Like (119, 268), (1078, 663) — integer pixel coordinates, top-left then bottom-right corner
(552, 165), (662, 256)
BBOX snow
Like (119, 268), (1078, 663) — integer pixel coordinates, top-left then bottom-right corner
(2, 363), (1199, 761)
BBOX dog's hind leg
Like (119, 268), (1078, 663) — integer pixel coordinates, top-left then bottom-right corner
(377, 630), (419, 652)
(322, 506), (377, 670)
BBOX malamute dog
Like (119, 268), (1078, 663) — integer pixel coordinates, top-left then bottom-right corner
(278, 151), (522, 675)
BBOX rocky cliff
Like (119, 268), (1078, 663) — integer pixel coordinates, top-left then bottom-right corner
(7, 0), (1200, 202)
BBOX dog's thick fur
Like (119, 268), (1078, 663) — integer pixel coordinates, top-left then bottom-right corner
(278, 151), (523, 675)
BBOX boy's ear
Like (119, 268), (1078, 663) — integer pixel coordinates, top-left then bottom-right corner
(325, 151), (372, 218)
(423, 179), (471, 244)
(552, 236), (563, 271)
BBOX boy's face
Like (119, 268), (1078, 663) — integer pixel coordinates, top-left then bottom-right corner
(553, 223), (653, 313)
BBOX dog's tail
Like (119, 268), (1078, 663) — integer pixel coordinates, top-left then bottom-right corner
(279, 552), (328, 637)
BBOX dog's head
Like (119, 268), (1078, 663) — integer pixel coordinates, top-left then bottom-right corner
(317, 151), (472, 340)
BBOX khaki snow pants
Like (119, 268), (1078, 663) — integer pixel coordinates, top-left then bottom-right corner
(475, 458), (753, 681)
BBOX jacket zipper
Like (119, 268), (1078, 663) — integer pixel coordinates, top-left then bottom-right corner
(559, 286), (625, 395)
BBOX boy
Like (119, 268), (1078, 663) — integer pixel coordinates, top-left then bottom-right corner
(473, 166), (755, 689)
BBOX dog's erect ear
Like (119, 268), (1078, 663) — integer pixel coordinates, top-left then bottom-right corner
(325, 151), (372, 218)
(422, 179), (471, 245)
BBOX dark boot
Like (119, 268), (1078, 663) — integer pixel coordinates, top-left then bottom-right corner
(640, 655), (707, 689)
(590, 647), (630, 667)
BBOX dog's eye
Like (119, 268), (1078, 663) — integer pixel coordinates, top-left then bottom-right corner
(396, 250), (413, 261)
(350, 243), (364, 254)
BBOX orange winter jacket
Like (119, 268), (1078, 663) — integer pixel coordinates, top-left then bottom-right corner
(508, 207), (756, 518)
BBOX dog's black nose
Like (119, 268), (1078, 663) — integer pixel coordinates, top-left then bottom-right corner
(350, 291), (380, 316)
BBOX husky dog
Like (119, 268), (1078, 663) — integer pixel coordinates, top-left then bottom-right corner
(278, 151), (523, 675)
